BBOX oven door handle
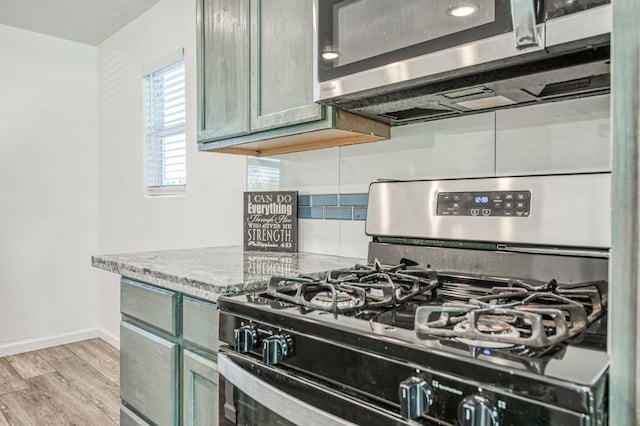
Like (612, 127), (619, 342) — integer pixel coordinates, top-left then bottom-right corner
(218, 352), (357, 426)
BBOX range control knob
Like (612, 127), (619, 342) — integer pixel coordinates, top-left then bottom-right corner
(398, 376), (433, 419)
(234, 326), (258, 353)
(459, 395), (499, 426)
(262, 334), (292, 365)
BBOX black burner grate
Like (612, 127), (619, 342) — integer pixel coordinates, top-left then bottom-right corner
(267, 259), (607, 348)
(267, 259), (439, 314)
(416, 280), (607, 348)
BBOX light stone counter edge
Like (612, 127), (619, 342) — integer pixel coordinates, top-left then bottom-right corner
(92, 246), (366, 302)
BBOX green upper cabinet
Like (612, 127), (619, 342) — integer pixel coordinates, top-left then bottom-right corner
(250, 0), (322, 133)
(198, 0), (250, 140)
(196, 0), (389, 156)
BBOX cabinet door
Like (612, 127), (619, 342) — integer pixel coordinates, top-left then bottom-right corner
(250, 0), (322, 133)
(183, 350), (219, 426)
(197, 0), (250, 141)
(120, 322), (178, 426)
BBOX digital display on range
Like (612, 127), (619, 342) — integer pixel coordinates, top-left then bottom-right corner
(437, 190), (531, 217)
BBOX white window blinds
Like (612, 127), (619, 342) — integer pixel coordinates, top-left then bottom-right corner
(247, 159), (281, 190)
(144, 58), (186, 195)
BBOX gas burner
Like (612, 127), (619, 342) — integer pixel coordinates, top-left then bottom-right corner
(267, 262), (607, 348)
(457, 317), (516, 334)
(453, 317), (521, 349)
(415, 280), (607, 348)
(266, 275), (367, 314)
(327, 259), (439, 308)
(267, 259), (439, 314)
(310, 291), (361, 310)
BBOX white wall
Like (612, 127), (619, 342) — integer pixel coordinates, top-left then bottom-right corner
(96, 0), (247, 343)
(0, 25), (99, 355)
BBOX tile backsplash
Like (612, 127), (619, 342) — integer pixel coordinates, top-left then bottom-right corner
(247, 95), (611, 258)
(298, 193), (369, 221)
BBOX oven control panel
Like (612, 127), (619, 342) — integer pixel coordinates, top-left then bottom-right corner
(437, 190), (531, 217)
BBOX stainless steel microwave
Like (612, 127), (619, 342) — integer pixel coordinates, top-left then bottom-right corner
(314, 0), (612, 125)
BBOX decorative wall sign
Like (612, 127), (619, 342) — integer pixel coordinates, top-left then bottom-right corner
(244, 191), (298, 252)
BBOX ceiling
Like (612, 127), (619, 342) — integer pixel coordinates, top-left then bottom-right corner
(0, 0), (160, 46)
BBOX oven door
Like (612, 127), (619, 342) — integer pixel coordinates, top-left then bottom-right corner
(218, 350), (412, 426)
(315, 0), (544, 100)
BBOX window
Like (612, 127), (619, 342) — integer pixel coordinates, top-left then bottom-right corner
(144, 56), (186, 195)
(247, 158), (281, 190)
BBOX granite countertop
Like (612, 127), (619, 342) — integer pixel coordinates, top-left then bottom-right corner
(92, 246), (366, 301)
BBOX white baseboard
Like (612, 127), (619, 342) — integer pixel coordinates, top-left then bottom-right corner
(97, 328), (120, 350)
(0, 329), (100, 357)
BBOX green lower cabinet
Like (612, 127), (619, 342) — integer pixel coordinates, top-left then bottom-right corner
(120, 279), (222, 425)
(121, 404), (152, 426)
(121, 278), (179, 336)
(120, 321), (179, 426)
(183, 349), (219, 426)
(183, 296), (221, 353)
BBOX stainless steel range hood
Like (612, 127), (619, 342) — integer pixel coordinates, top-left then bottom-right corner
(315, 4), (611, 126)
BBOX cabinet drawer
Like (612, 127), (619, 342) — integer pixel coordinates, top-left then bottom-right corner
(121, 322), (178, 426)
(183, 296), (221, 352)
(120, 405), (151, 426)
(121, 278), (179, 335)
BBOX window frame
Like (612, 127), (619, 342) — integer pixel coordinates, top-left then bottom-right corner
(143, 50), (187, 197)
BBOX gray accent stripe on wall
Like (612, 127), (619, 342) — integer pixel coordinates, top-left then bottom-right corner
(298, 195), (311, 206)
(297, 193), (368, 221)
(310, 194), (338, 206)
(340, 194), (369, 206)
(325, 207), (353, 220)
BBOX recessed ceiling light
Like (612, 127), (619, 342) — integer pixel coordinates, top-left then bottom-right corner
(448, 3), (478, 17)
(321, 50), (339, 60)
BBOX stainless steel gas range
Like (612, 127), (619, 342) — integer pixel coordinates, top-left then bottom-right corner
(217, 173), (610, 425)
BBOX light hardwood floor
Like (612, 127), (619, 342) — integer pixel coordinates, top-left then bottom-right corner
(0, 339), (120, 425)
